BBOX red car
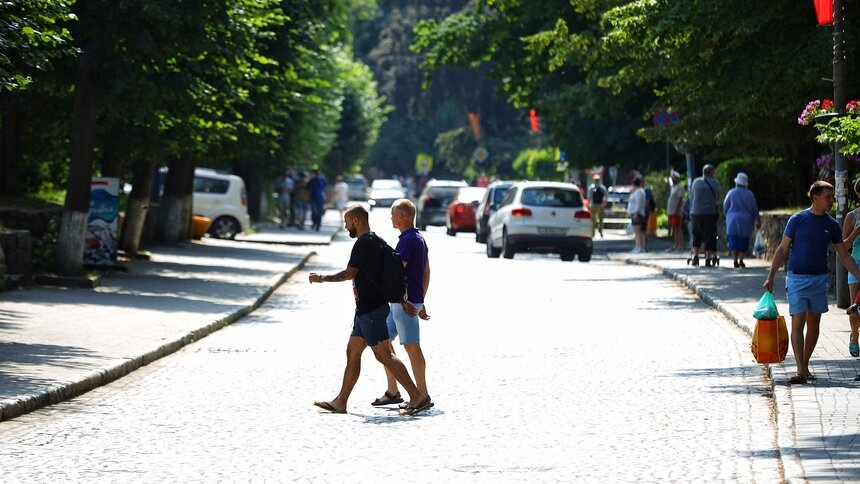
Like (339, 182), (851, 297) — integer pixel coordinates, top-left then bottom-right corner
(446, 186), (487, 235)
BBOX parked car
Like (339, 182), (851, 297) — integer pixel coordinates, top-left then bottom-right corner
(367, 178), (406, 208)
(474, 180), (515, 243)
(193, 168), (251, 239)
(445, 186), (487, 235)
(416, 179), (468, 230)
(346, 175), (368, 201)
(486, 181), (593, 262)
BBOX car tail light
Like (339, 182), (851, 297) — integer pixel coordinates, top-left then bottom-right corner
(455, 204), (466, 214)
(574, 210), (591, 219)
(241, 188), (247, 206)
(511, 207), (532, 217)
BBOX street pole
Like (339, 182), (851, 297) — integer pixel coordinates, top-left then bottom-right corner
(834, 0), (849, 308)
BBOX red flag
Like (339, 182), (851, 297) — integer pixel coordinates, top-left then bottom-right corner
(467, 112), (481, 142)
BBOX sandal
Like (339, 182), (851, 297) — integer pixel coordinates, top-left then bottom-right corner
(789, 375), (807, 385)
(850, 341), (860, 358)
(371, 391), (403, 406)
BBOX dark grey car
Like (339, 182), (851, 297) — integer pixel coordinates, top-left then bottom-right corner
(416, 180), (467, 230)
(474, 181), (514, 243)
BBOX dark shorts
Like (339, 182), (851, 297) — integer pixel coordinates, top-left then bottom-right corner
(691, 214), (718, 251)
(351, 304), (390, 347)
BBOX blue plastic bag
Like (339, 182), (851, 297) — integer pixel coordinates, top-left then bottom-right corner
(753, 291), (779, 320)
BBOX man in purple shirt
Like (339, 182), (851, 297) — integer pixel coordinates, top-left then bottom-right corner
(370, 198), (433, 409)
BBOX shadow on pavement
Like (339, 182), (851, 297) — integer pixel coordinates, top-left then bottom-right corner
(0, 341), (102, 397)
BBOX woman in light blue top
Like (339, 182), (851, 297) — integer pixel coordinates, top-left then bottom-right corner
(841, 178), (860, 357)
(723, 172), (760, 268)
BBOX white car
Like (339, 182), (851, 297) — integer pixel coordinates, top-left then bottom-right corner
(193, 168), (251, 239)
(486, 181), (593, 262)
(367, 179), (406, 208)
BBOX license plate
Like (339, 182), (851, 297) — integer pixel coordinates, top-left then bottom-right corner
(537, 227), (567, 235)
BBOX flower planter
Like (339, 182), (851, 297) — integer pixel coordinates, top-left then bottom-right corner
(814, 112), (841, 125)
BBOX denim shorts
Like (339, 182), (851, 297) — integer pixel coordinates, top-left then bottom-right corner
(351, 304), (390, 347)
(786, 272), (830, 316)
(387, 302), (422, 345)
(850, 258), (860, 285)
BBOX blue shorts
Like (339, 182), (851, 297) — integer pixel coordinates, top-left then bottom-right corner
(387, 302), (422, 345)
(786, 272), (830, 316)
(351, 304), (390, 347)
(727, 235), (750, 253)
(850, 257), (860, 284)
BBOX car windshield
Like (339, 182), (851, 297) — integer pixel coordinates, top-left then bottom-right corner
(520, 187), (582, 208)
(371, 179), (402, 190)
(457, 187), (486, 203)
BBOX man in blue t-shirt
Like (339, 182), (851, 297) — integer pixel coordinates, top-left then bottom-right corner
(308, 205), (431, 415)
(370, 198), (434, 411)
(764, 181), (860, 384)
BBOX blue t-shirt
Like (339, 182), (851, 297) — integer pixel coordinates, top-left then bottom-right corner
(396, 228), (428, 304)
(784, 209), (842, 275)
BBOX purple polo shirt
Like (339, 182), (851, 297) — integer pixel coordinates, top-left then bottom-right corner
(396, 228), (428, 303)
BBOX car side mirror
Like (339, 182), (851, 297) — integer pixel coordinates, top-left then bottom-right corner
(471, 200), (480, 208)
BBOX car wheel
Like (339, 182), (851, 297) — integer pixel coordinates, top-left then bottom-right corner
(560, 250), (575, 262)
(476, 225), (486, 243)
(502, 229), (515, 259)
(209, 216), (240, 239)
(486, 235), (501, 258)
(578, 250), (592, 262)
(446, 224), (455, 236)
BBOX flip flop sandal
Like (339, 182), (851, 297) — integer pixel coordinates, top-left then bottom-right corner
(399, 399), (434, 416)
(371, 391), (403, 406)
(399, 395), (431, 410)
(849, 341), (860, 358)
(313, 401), (346, 414)
(788, 375), (807, 385)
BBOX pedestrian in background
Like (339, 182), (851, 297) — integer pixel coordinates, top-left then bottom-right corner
(372, 199), (433, 409)
(764, 181), (860, 384)
(308, 205), (431, 415)
(666, 171), (685, 251)
(275, 168), (295, 229)
(309, 169), (328, 231)
(842, 178), (860, 357)
(689, 164), (721, 267)
(293, 172), (310, 230)
(588, 173), (608, 238)
(626, 177), (647, 253)
(723, 172), (760, 268)
(331, 175), (349, 216)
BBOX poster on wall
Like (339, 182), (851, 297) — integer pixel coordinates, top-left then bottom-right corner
(85, 177), (120, 266)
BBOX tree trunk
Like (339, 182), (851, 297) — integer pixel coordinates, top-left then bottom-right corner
(54, 62), (97, 276)
(119, 158), (155, 254)
(156, 154), (195, 244)
(234, 161), (261, 222)
(1, 94), (26, 196)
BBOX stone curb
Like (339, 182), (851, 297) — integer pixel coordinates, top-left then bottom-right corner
(612, 255), (804, 481)
(0, 251), (315, 422)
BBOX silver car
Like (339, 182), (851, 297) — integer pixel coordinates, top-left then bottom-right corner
(486, 181), (593, 262)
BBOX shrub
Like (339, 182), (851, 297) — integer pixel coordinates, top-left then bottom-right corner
(715, 157), (797, 210)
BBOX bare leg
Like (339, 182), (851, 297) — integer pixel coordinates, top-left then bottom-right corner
(803, 313), (821, 378)
(790, 313), (809, 377)
(370, 340), (426, 407)
(381, 340), (399, 396)
(850, 283), (860, 346)
(404, 343), (428, 396)
(324, 336), (366, 412)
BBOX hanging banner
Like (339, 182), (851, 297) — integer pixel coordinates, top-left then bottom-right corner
(85, 177), (120, 266)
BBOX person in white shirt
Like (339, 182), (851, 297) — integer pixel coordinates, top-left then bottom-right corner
(626, 177), (647, 252)
(331, 175), (350, 215)
(666, 171), (686, 251)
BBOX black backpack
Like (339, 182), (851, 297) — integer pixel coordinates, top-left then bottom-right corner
(591, 186), (605, 204)
(369, 234), (408, 303)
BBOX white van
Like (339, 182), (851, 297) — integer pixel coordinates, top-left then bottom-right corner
(193, 168), (251, 239)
